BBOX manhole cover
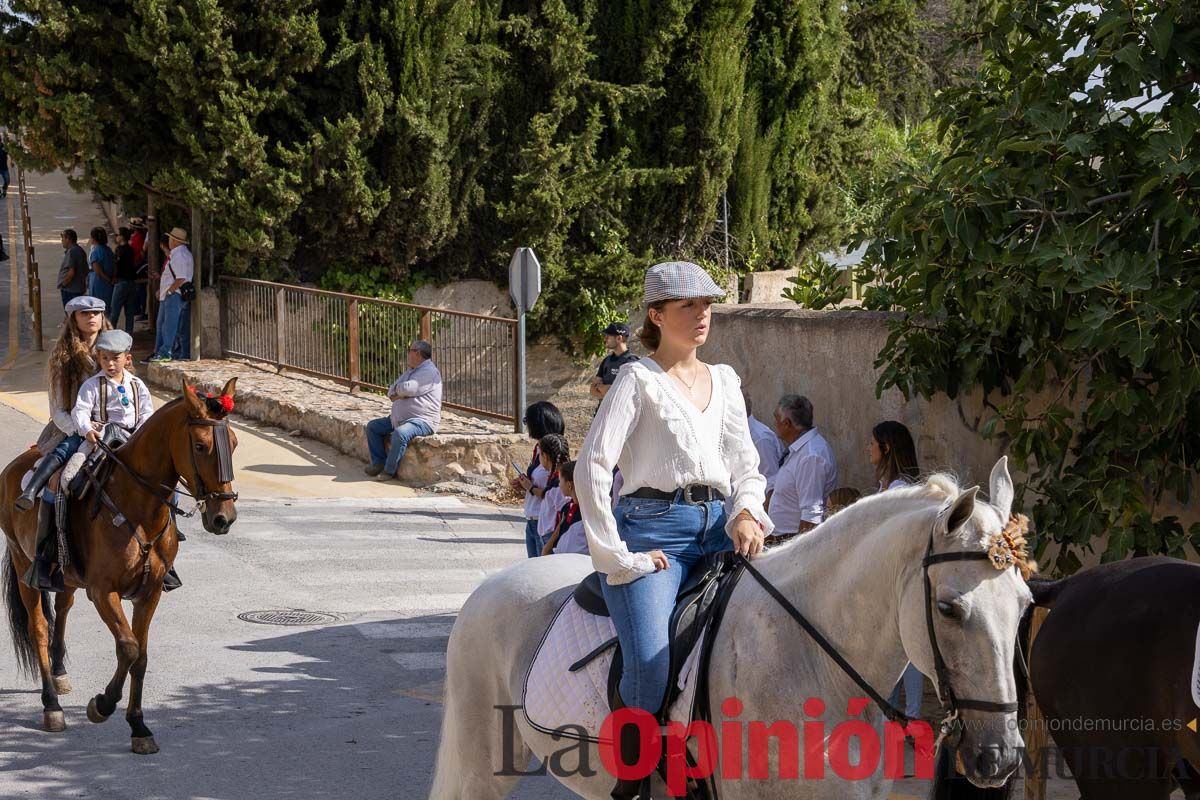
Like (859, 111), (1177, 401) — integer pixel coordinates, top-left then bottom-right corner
(238, 610), (340, 626)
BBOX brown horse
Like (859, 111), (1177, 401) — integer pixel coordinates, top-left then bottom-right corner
(0, 378), (239, 754)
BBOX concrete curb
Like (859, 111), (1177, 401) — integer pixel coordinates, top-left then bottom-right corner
(144, 360), (529, 488)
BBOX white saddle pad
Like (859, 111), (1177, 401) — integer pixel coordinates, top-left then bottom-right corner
(522, 595), (706, 743)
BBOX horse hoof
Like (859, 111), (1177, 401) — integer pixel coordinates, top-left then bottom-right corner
(43, 710), (67, 732)
(131, 736), (159, 755)
(53, 675), (72, 695)
(86, 697), (111, 724)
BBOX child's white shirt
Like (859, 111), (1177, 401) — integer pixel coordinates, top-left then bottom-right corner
(71, 370), (153, 436)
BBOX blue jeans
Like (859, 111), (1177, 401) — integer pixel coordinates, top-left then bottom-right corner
(49, 434), (84, 465)
(110, 280), (138, 333)
(525, 518), (542, 558)
(88, 274), (115, 310)
(173, 298), (191, 359)
(154, 293), (185, 358)
(601, 494), (732, 713)
(365, 416), (434, 476)
(46, 434), (85, 498)
(889, 662), (924, 719)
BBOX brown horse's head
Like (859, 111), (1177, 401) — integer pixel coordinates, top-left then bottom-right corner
(177, 377), (240, 535)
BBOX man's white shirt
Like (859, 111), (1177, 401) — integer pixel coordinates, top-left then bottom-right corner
(768, 427), (838, 531)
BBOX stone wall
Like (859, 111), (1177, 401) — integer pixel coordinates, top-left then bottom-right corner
(700, 305), (1009, 494)
(145, 359), (528, 488)
(699, 305), (1200, 568)
(742, 269), (797, 303)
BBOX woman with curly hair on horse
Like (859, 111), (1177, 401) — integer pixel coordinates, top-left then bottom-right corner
(14, 296), (110, 588)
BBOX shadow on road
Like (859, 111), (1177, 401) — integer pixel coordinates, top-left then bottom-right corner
(0, 614), (464, 800)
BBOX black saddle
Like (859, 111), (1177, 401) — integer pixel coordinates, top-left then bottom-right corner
(68, 423), (130, 499)
(571, 551), (744, 716)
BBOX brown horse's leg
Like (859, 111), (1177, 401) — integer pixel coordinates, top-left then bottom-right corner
(12, 574), (67, 732)
(50, 589), (75, 694)
(125, 588), (162, 755)
(87, 591), (138, 733)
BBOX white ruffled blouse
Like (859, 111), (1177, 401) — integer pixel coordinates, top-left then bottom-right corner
(575, 359), (774, 584)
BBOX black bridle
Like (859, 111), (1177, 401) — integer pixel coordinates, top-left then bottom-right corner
(185, 418), (239, 508)
(737, 517), (1020, 745)
(97, 415), (238, 516)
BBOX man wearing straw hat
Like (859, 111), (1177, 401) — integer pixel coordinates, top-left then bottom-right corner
(146, 227), (193, 363)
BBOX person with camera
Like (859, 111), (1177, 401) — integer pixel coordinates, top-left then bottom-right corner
(144, 227), (193, 364)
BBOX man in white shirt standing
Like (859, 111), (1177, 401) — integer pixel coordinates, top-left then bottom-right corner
(146, 227), (194, 363)
(742, 389), (785, 481)
(765, 394), (837, 543)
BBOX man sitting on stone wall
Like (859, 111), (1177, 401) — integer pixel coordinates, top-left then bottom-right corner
(364, 339), (442, 481)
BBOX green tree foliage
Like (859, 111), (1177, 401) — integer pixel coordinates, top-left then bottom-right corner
(0, 0), (933, 351)
(858, 0), (1200, 571)
(0, 0), (332, 270)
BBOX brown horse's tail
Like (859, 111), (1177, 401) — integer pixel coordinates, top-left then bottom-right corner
(3, 550), (53, 678)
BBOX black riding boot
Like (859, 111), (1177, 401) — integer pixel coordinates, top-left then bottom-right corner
(22, 501), (65, 593)
(15, 453), (63, 512)
(610, 692), (654, 800)
(162, 567), (182, 592)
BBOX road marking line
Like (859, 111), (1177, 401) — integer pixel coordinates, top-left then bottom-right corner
(356, 621), (455, 639)
(0, 388), (49, 423)
(389, 652), (447, 671)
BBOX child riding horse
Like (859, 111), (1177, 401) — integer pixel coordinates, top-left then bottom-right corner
(1, 378), (238, 753)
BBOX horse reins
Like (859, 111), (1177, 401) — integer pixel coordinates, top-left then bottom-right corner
(89, 416), (238, 596)
(735, 516), (1020, 742)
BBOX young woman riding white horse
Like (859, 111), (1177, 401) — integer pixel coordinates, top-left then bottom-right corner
(573, 261), (771, 797)
(430, 264), (1033, 800)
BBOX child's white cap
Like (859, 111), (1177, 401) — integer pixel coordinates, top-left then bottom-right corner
(95, 329), (134, 354)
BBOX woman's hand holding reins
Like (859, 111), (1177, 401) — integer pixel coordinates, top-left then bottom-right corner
(648, 550), (669, 571)
(730, 512), (764, 558)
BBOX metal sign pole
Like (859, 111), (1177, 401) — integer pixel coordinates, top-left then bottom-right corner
(509, 247), (542, 435)
(516, 309), (526, 434)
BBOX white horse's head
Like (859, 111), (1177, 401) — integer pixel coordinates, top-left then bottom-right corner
(899, 457), (1033, 788)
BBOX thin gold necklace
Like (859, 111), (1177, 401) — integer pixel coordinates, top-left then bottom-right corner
(674, 365), (702, 390)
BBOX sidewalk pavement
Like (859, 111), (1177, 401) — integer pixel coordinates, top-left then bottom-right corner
(0, 170), (416, 500)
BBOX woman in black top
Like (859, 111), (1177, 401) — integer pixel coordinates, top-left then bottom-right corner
(109, 227), (139, 334)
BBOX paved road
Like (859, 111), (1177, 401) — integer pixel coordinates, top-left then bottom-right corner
(0, 395), (569, 799)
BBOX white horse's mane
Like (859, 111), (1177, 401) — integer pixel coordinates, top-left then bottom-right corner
(764, 471), (1001, 559)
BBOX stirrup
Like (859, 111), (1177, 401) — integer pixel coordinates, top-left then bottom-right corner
(23, 558), (66, 593)
(162, 567), (183, 592)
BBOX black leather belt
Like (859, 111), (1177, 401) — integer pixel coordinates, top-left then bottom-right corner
(629, 485), (725, 505)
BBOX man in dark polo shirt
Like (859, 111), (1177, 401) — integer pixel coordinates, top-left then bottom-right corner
(589, 321), (638, 401)
(57, 229), (88, 307)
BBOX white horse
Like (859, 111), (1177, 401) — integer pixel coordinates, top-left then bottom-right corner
(430, 458), (1032, 799)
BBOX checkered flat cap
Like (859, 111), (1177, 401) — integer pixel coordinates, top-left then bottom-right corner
(643, 261), (726, 305)
(64, 295), (107, 314)
(95, 329), (133, 353)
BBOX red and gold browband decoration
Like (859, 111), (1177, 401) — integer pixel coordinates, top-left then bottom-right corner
(188, 386), (235, 414)
(984, 513), (1036, 579)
